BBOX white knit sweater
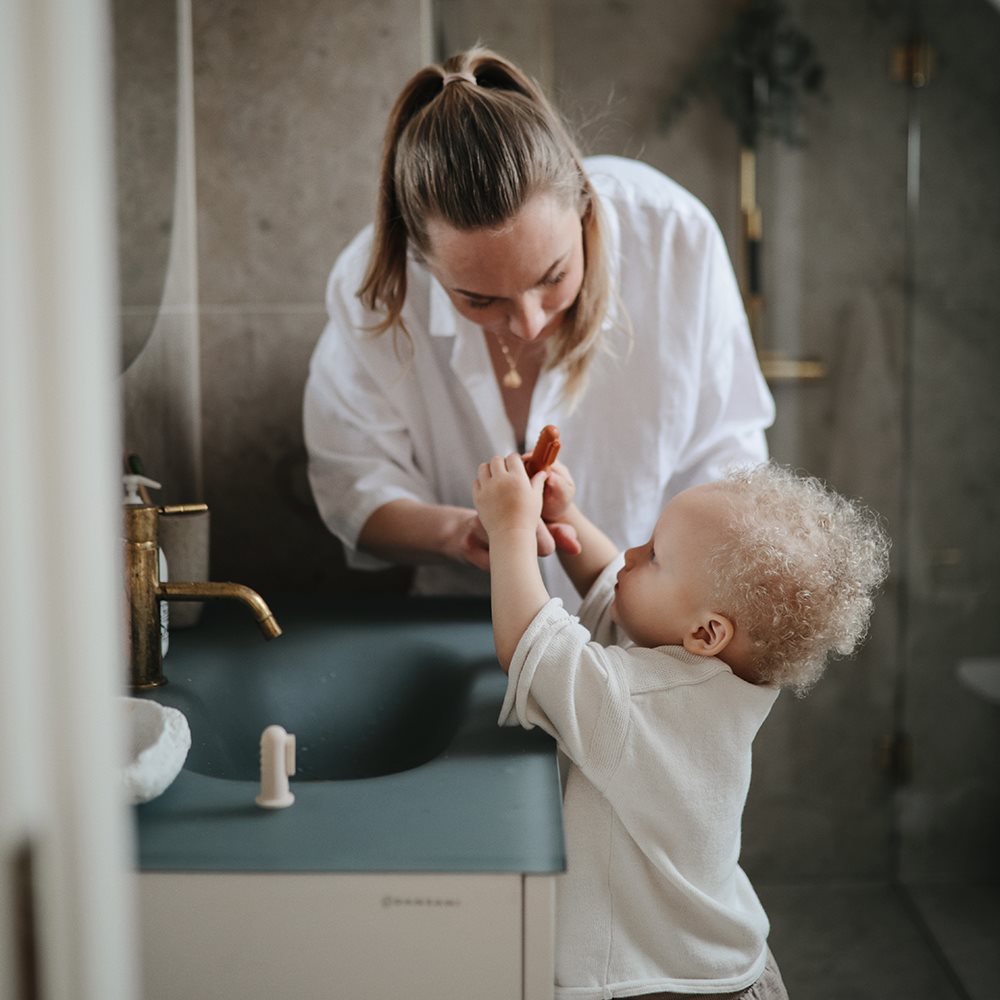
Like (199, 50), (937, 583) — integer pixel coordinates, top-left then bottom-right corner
(499, 558), (779, 998)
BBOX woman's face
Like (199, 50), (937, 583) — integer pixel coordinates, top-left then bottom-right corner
(423, 192), (585, 344)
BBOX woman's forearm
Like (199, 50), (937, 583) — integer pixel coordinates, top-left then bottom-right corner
(358, 499), (485, 568)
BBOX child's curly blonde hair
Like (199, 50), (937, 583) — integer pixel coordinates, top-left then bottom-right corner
(708, 463), (891, 696)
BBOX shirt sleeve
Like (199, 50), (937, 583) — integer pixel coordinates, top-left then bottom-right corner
(302, 241), (436, 569)
(576, 553), (627, 644)
(666, 215), (775, 494)
(497, 599), (631, 788)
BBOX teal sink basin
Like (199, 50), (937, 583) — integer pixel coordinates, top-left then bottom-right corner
(134, 596), (565, 875)
(149, 610), (495, 781)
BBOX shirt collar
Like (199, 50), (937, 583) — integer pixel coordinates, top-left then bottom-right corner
(594, 185), (623, 331)
(417, 257), (464, 338)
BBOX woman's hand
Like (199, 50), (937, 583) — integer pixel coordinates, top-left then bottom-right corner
(456, 512), (492, 571)
(461, 511), (577, 567)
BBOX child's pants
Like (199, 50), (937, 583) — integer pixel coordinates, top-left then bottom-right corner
(634, 949), (788, 1000)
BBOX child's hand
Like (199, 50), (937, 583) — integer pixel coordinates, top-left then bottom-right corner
(473, 453), (546, 539)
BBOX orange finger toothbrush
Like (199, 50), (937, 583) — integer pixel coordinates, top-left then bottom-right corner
(524, 425), (561, 477)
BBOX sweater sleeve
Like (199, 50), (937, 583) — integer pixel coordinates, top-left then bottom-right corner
(497, 599), (631, 785)
(576, 553), (627, 644)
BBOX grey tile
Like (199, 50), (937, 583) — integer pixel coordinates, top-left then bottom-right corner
(199, 309), (411, 595)
(553, 0), (742, 250)
(741, 617), (899, 882)
(757, 882), (964, 1000)
(897, 597), (1000, 883)
(114, 0), (177, 311)
(193, 0), (427, 307)
(906, 883), (1000, 1000)
(199, 308), (336, 591)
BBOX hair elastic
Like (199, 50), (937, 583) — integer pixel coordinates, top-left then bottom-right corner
(441, 70), (476, 87)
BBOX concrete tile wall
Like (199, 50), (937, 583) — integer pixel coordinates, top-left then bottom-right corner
(119, 0), (999, 889)
(113, 0), (177, 338)
(552, 0), (744, 250)
(435, 0), (556, 92)
(192, 0), (426, 594)
(120, 0), (202, 508)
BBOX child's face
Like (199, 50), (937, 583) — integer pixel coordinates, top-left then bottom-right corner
(611, 485), (730, 649)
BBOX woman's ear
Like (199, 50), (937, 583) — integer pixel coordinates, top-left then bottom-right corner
(683, 613), (735, 658)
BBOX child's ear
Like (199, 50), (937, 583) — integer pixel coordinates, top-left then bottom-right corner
(683, 613), (734, 658)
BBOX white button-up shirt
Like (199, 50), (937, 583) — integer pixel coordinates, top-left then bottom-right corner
(304, 156), (774, 608)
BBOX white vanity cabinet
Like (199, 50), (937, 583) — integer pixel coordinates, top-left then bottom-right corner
(138, 871), (556, 1000)
(135, 602), (565, 999)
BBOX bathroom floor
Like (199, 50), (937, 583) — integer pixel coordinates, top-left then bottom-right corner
(757, 881), (1000, 1000)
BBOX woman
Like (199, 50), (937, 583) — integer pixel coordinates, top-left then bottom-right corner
(304, 46), (774, 608)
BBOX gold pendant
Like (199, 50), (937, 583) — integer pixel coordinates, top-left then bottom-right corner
(502, 369), (522, 389)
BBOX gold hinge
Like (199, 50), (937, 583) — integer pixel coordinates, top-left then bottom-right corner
(890, 41), (935, 87)
(880, 731), (912, 785)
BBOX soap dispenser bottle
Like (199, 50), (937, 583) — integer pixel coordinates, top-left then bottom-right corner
(123, 474), (169, 657)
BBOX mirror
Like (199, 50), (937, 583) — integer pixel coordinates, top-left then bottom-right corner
(113, 0), (178, 372)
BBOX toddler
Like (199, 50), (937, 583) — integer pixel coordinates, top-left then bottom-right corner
(473, 454), (890, 999)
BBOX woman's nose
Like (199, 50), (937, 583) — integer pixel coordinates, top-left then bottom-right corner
(508, 294), (547, 341)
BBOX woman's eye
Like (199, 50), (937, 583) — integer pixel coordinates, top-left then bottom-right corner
(542, 270), (566, 287)
(465, 297), (495, 311)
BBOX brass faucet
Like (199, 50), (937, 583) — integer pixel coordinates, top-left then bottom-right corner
(123, 502), (282, 689)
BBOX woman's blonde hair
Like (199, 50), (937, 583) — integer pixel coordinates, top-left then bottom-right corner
(358, 46), (610, 402)
(709, 463), (891, 696)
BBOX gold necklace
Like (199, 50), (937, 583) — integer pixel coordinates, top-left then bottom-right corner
(494, 332), (524, 389)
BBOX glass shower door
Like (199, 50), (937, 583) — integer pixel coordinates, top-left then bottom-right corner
(895, 0), (1000, 894)
(894, 0), (1000, 990)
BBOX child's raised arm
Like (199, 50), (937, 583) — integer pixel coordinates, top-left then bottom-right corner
(554, 502), (620, 600)
(534, 455), (620, 600)
(473, 454), (552, 671)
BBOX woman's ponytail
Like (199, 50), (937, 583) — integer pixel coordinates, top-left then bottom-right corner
(357, 46), (614, 403)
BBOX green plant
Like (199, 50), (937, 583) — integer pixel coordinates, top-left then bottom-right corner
(660, 0), (825, 149)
